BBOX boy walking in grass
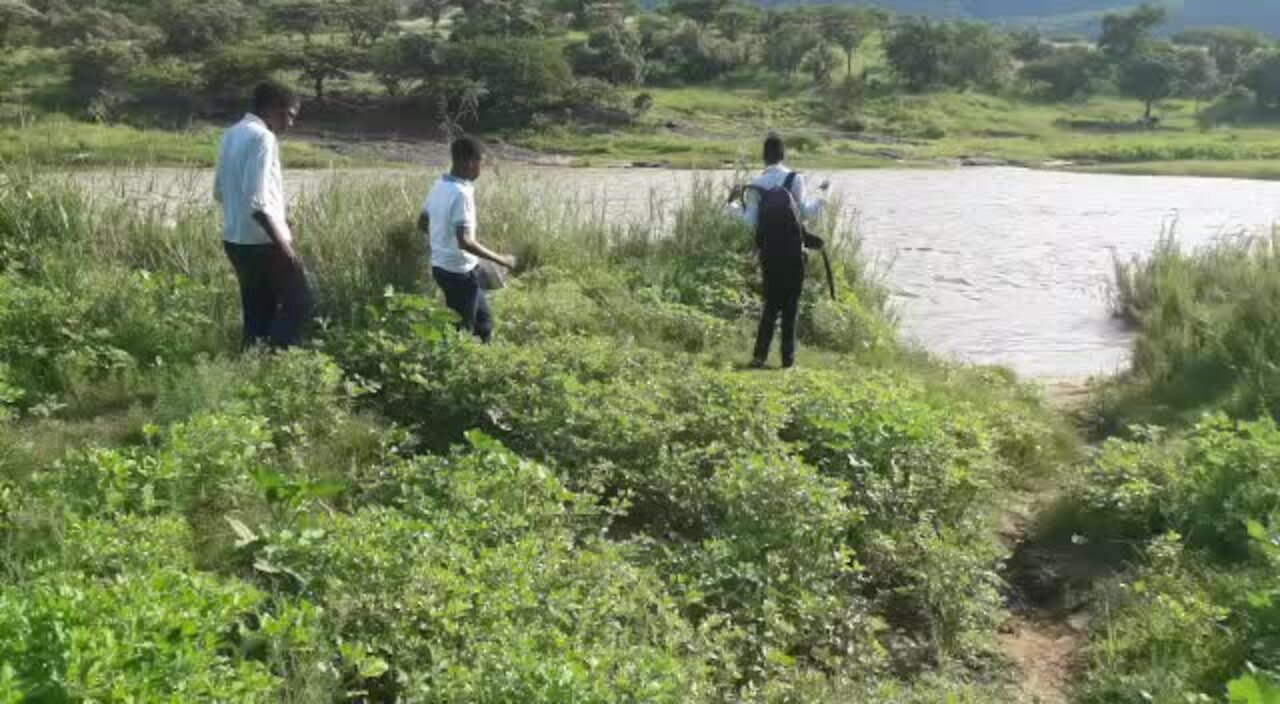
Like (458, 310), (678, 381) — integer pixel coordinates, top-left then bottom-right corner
(728, 134), (829, 369)
(214, 81), (309, 350)
(418, 136), (517, 343)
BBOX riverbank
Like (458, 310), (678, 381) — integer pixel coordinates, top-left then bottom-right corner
(7, 89), (1280, 182)
(0, 164), (1083, 701)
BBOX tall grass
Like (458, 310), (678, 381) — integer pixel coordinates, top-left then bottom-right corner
(0, 163), (1079, 702)
(1104, 228), (1280, 427)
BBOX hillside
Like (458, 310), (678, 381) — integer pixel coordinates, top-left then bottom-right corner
(770, 0), (1280, 35)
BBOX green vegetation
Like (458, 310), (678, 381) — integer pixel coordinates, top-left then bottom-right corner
(0, 164), (1083, 700)
(1013, 228), (1280, 703)
(5, 0), (1280, 176)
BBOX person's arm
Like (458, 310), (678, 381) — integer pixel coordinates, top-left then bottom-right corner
(451, 190), (514, 269)
(456, 224), (515, 269)
(246, 135), (299, 265)
(791, 172), (827, 221)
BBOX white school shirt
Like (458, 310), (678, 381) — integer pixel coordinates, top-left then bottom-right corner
(422, 174), (480, 274)
(730, 163), (826, 230)
(213, 113), (291, 245)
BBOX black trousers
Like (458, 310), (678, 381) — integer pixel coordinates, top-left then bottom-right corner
(432, 266), (493, 343)
(224, 242), (310, 350)
(754, 268), (803, 366)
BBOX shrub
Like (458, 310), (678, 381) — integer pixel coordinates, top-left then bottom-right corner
(258, 440), (716, 702)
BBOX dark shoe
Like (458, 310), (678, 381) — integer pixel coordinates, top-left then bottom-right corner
(781, 359), (795, 369)
(749, 358), (767, 369)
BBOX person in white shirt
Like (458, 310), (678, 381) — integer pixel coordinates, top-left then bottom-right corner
(727, 134), (830, 369)
(213, 81), (308, 350)
(418, 136), (516, 343)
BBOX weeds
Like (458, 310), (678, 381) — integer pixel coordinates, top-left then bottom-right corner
(0, 164), (1074, 701)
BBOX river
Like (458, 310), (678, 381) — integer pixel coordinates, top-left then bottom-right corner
(63, 165), (1280, 380)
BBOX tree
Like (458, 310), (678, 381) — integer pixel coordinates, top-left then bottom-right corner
(1010, 28), (1054, 62)
(884, 18), (946, 91)
(67, 39), (145, 103)
(334, 0), (397, 47)
(1174, 46), (1220, 108)
(1119, 46), (1180, 119)
(1174, 27), (1268, 83)
(765, 21), (821, 77)
(296, 42), (361, 99)
(370, 32), (439, 96)
(1098, 3), (1167, 63)
(570, 24), (646, 86)
(152, 0), (248, 55)
(819, 6), (883, 77)
(127, 56), (202, 117)
(657, 21), (741, 83)
(1243, 52), (1280, 110)
(712, 3), (759, 43)
(446, 36), (572, 115)
(0, 0), (42, 48)
(203, 42), (286, 99)
(669, 0), (728, 27)
(45, 6), (161, 44)
(802, 43), (837, 86)
(410, 0), (452, 27)
(266, 0), (329, 44)
(1021, 46), (1105, 101)
(944, 21), (1013, 91)
(452, 0), (545, 38)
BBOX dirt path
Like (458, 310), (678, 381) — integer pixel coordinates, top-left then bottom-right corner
(994, 380), (1102, 703)
(997, 485), (1090, 704)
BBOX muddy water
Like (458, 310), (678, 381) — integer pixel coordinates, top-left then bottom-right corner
(63, 165), (1280, 379)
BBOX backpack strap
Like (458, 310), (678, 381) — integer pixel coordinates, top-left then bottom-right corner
(783, 171), (798, 194)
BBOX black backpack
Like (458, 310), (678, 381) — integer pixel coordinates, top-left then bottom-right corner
(751, 172), (804, 263)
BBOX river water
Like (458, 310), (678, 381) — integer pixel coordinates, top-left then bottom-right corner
(63, 165), (1280, 380)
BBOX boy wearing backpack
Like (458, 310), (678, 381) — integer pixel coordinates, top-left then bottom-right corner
(728, 134), (829, 369)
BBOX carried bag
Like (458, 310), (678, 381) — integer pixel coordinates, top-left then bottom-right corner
(476, 260), (507, 290)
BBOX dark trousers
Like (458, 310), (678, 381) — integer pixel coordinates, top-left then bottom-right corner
(224, 242), (310, 350)
(754, 267), (803, 366)
(433, 266), (493, 343)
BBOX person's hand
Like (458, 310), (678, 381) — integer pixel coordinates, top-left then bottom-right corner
(726, 185), (744, 204)
(280, 241), (303, 269)
(497, 254), (517, 270)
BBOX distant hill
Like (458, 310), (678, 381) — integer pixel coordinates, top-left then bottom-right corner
(759, 0), (1280, 36)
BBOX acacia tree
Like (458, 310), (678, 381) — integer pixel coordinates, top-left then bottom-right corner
(370, 32), (438, 95)
(1098, 3), (1167, 63)
(0, 0), (42, 47)
(297, 42), (361, 99)
(1244, 52), (1280, 110)
(1021, 46), (1105, 100)
(411, 0), (451, 27)
(820, 6), (883, 77)
(267, 0), (329, 44)
(669, 0), (728, 27)
(765, 20), (821, 77)
(1120, 46), (1180, 119)
(712, 2), (759, 42)
(884, 18), (946, 91)
(802, 43), (837, 86)
(334, 0), (397, 47)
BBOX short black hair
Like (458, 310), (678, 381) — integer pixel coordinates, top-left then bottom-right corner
(763, 134), (785, 165)
(451, 135), (484, 165)
(253, 81), (298, 114)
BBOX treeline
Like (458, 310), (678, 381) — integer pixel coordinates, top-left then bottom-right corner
(2, 0), (1279, 129)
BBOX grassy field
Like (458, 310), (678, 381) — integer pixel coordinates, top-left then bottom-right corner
(515, 87), (1280, 179)
(0, 164), (1090, 701)
(0, 116), (354, 168)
